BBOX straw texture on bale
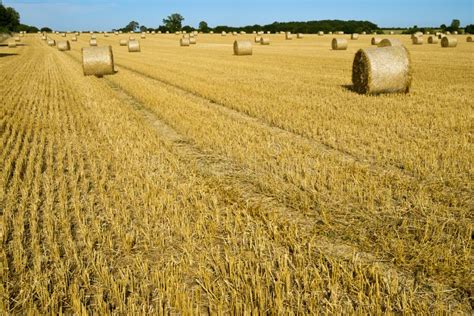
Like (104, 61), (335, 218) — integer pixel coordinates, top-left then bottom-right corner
(285, 32), (293, 40)
(180, 38), (190, 46)
(351, 33), (359, 40)
(82, 46), (115, 77)
(412, 36), (423, 45)
(47, 39), (56, 46)
(128, 40), (141, 52)
(378, 38), (403, 47)
(441, 37), (457, 48)
(318, 31), (324, 36)
(332, 38), (348, 50)
(120, 39), (127, 46)
(57, 40), (71, 51)
(233, 41), (252, 56)
(428, 36), (439, 44)
(371, 37), (382, 45)
(8, 42), (16, 48)
(467, 36), (473, 42)
(260, 37), (270, 45)
(89, 39), (98, 46)
(352, 46), (412, 95)
(255, 36), (261, 43)
(189, 37), (196, 45)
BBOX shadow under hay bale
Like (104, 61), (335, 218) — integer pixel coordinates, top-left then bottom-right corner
(82, 46), (116, 77)
(352, 46), (412, 95)
(0, 53), (18, 58)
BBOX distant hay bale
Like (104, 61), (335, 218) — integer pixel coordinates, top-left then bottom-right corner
(328, 31), (333, 35)
(180, 38), (190, 46)
(337, 31), (344, 35)
(89, 39), (98, 46)
(389, 31), (395, 35)
(318, 31), (324, 36)
(14, 36), (20, 42)
(141, 34), (146, 39)
(120, 39), (127, 46)
(82, 46), (115, 77)
(240, 31), (246, 34)
(297, 33), (304, 39)
(104, 33), (109, 37)
(47, 39), (56, 46)
(233, 40), (252, 55)
(331, 38), (348, 50)
(129, 36), (135, 40)
(441, 36), (457, 48)
(71, 36), (77, 41)
(453, 31), (458, 35)
(258, 31), (264, 35)
(255, 36), (262, 43)
(352, 46), (412, 94)
(285, 32), (293, 40)
(371, 37), (382, 45)
(467, 36), (473, 42)
(232, 32), (237, 36)
(91, 35), (97, 39)
(427, 36), (439, 44)
(362, 31), (367, 35)
(57, 40), (71, 51)
(128, 40), (141, 52)
(260, 37), (270, 45)
(61, 33), (66, 37)
(445, 31), (451, 35)
(412, 36), (423, 45)
(378, 38), (403, 47)
(42, 36), (47, 41)
(221, 31), (227, 36)
(351, 33), (359, 40)
(189, 37), (196, 44)
(8, 42), (16, 48)
(267, 31), (271, 34)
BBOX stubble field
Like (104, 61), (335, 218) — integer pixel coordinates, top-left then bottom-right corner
(1, 32), (473, 314)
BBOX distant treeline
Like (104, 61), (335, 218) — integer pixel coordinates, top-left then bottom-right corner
(0, 4), (38, 34)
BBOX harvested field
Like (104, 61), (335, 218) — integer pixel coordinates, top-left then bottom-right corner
(1, 33), (473, 314)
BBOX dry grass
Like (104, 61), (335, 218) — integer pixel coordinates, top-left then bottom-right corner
(1, 33), (473, 314)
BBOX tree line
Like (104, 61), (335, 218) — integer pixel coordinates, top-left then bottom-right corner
(0, 4), (38, 34)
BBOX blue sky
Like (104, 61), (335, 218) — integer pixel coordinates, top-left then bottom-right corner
(4, 0), (474, 31)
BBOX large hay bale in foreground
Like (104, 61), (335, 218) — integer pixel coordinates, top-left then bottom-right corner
(428, 36), (439, 44)
(378, 38), (403, 47)
(332, 38), (348, 50)
(260, 37), (270, 45)
(371, 37), (382, 45)
(89, 39), (98, 46)
(352, 46), (411, 95)
(441, 37), (457, 48)
(120, 39), (127, 46)
(234, 41), (252, 55)
(47, 39), (56, 46)
(82, 46), (115, 77)
(180, 38), (190, 46)
(128, 40), (140, 52)
(8, 42), (16, 48)
(57, 40), (71, 51)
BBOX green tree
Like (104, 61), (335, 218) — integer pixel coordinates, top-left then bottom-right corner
(465, 24), (474, 34)
(0, 4), (20, 31)
(163, 13), (184, 32)
(199, 21), (209, 32)
(450, 19), (460, 30)
(139, 25), (147, 32)
(124, 21), (139, 32)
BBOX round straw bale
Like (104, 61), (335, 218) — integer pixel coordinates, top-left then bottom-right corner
(128, 40), (140, 52)
(453, 31), (458, 35)
(318, 31), (324, 36)
(222, 31), (227, 36)
(71, 36), (77, 41)
(427, 36), (439, 44)
(389, 31), (395, 35)
(297, 33), (304, 39)
(467, 36), (473, 42)
(82, 46), (115, 77)
(240, 31), (246, 34)
(14, 36), (20, 42)
(260, 37), (270, 45)
(286, 32), (293, 40)
(351, 33), (359, 40)
(8, 42), (16, 48)
(42, 36), (47, 41)
(180, 38), (190, 46)
(378, 38), (403, 47)
(232, 32), (237, 36)
(57, 40), (71, 51)
(89, 39), (98, 46)
(254, 36), (262, 43)
(91, 35), (97, 39)
(371, 37), (382, 45)
(233, 40), (252, 55)
(445, 31), (451, 35)
(129, 36), (135, 40)
(441, 36), (457, 48)
(337, 31), (344, 35)
(104, 33), (109, 37)
(141, 34), (146, 39)
(412, 36), (423, 45)
(189, 37), (196, 44)
(61, 33), (66, 37)
(328, 31), (333, 35)
(331, 38), (348, 50)
(352, 46), (411, 94)
(120, 39), (127, 46)
(47, 39), (56, 46)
